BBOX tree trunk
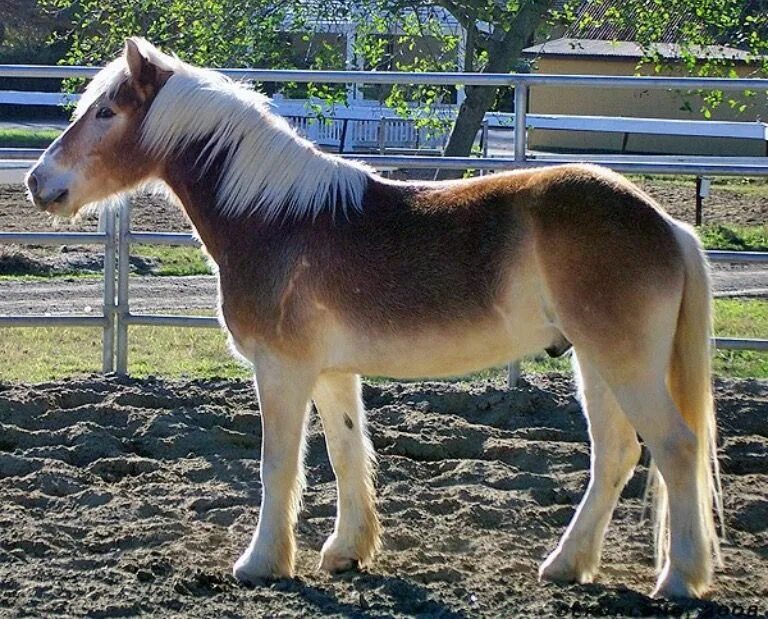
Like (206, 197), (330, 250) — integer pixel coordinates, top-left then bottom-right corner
(436, 0), (554, 179)
(442, 84), (498, 159)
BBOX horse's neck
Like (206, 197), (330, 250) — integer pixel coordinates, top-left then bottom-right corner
(160, 145), (320, 339)
(161, 147), (268, 264)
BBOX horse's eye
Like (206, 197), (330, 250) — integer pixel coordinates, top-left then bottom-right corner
(96, 107), (115, 119)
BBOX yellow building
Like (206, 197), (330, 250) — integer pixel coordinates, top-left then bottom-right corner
(521, 38), (767, 156)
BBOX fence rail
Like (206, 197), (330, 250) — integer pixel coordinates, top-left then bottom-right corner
(0, 216), (116, 372)
(1, 66), (767, 378)
(6, 150), (768, 178)
(3, 64), (768, 90)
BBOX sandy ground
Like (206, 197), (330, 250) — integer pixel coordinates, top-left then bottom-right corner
(0, 374), (766, 618)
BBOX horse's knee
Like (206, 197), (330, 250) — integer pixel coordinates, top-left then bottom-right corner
(615, 434), (642, 479)
(653, 424), (697, 485)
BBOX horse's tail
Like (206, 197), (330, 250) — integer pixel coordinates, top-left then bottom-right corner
(651, 221), (723, 574)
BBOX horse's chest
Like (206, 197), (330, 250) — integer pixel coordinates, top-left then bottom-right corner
(216, 263), (314, 355)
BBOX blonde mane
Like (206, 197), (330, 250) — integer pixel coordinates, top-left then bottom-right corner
(81, 54), (372, 221)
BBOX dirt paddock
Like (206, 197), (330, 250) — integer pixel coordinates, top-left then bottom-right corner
(0, 374), (766, 617)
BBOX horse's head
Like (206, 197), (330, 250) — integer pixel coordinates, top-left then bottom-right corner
(25, 38), (173, 217)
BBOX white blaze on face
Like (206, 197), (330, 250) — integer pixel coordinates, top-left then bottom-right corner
(26, 134), (79, 214)
(25, 97), (123, 217)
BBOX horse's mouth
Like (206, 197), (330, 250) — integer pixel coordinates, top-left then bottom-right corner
(35, 189), (70, 214)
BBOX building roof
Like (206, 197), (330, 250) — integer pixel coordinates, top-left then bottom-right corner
(522, 38), (752, 61)
(565, 0), (688, 43)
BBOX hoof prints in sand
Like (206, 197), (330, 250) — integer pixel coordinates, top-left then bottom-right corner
(0, 375), (766, 617)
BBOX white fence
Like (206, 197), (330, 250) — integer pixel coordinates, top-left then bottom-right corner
(1, 66), (767, 379)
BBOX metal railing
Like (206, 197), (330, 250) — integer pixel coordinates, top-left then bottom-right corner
(0, 215), (117, 372)
(1, 66), (767, 377)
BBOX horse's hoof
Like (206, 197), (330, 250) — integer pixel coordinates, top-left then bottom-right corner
(319, 551), (360, 574)
(319, 532), (371, 574)
(233, 552), (293, 584)
(652, 570), (706, 599)
(539, 550), (596, 584)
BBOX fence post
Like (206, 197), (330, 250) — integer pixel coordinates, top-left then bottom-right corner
(507, 361), (521, 389)
(513, 82), (528, 163)
(695, 176), (711, 226)
(508, 81), (528, 388)
(479, 120), (489, 174)
(100, 208), (117, 372)
(115, 197), (132, 375)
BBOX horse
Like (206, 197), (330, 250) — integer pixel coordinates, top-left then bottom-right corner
(25, 37), (722, 599)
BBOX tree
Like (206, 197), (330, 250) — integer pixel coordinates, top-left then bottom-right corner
(42, 0), (768, 175)
(437, 0), (553, 161)
(348, 0), (768, 177)
(40, 0), (298, 68)
(0, 0), (53, 47)
(0, 0), (66, 53)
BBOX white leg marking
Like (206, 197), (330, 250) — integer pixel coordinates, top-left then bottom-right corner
(611, 379), (712, 598)
(540, 354), (641, 584)
(313, 373), (381, 572)
(233, 356), (316, 583)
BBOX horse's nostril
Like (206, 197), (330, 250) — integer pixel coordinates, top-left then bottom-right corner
(27, 172), (39, 197)
(51, 188), (69, 204)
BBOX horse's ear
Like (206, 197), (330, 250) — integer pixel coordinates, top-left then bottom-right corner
(125, 38), (152, 83)
(124, 38), (171, 100)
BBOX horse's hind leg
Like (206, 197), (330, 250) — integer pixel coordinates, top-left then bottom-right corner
(312, 372), (380, 572)
(539, 353), (641, 584)
(608, 378), (712, 597)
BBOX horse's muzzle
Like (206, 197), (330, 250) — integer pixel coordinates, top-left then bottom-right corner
(26, 171), (70, 211)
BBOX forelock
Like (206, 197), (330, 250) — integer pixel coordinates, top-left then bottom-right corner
(74, 58), (131, 119)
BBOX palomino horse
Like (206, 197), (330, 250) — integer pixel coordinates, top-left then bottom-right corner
(26, 38), (722, 598)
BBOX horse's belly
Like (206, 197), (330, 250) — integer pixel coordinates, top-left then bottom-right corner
(325, 311), (556, 379)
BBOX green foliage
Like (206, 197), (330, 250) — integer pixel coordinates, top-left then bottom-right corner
(40, 0), (293, 68)
(354, 7), (460, 134)
(39, 0), (768, 156)
(699, 224), (768, 252)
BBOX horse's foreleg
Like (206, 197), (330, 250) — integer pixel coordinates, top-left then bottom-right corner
(233, 358), (316, 583)
(313, 372), (380, 572)
(540, 354), (641, 584)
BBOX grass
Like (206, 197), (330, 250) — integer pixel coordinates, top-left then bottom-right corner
(0, 299), (764, 383)
(712, 298), (768, 378)
(0, 127), (61, 149)
(125, 324), (244, 378)
(0, 323), (246, 383)
(0, 273), (102, 282)
(131, 244), (213, 276)
(699, 224), (768, 252)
